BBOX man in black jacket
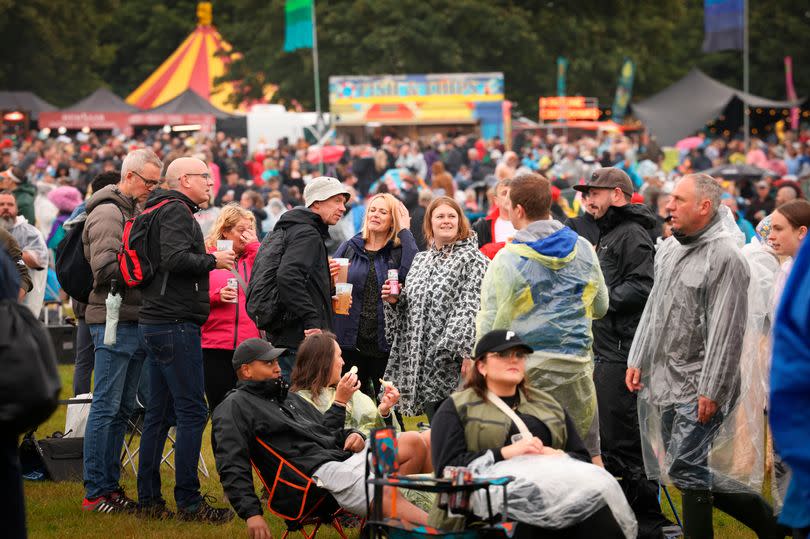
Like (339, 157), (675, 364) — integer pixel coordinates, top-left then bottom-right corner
(573, 168), (671, 538)
(137, 157), (235, 523)
(213, 338), (427, 539)
(247, 176), (349, 381)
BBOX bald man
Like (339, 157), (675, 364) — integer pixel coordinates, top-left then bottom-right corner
(775, 185), (799, 207)
(136, 157), (235, 523)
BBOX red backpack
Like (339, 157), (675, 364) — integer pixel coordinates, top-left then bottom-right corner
(118, 199), (185, 287)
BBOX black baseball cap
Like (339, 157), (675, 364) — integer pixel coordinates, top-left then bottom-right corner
(573, 167), (634, 197)
(474, 330), (533, 360)
(232, 338), (286, 371)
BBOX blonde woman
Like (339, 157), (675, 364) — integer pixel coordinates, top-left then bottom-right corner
(201, 204), (261, 411)
(332, 193), (418, 399)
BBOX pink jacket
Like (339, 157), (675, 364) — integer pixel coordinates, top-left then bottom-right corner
(201, 241), (261, 350)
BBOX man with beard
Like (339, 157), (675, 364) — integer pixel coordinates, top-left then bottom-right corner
(573, 168), (673, 538)
(0, 191), (48, 316)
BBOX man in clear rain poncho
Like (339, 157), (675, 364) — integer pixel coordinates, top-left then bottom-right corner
(477, 172), (608, 460)
(625, 174), (786, 539)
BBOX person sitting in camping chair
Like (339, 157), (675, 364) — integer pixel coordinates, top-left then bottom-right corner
(212, 338), (428, 539)
(430, 330), (638, 538)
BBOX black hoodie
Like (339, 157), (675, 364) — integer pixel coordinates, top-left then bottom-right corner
(138, 189), (216, 326)
(592, 204), (656, 363)
(247, 207), (333, 348)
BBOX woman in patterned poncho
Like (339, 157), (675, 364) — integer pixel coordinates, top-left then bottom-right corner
(382, 196), (488, 419)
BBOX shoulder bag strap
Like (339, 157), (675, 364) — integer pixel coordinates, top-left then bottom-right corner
(486, 390), (532, 439)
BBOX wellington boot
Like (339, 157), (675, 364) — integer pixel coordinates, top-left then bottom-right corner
(681, 489), (714, 539)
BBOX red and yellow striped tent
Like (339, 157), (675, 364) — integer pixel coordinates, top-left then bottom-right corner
(126, 2), (273, 113)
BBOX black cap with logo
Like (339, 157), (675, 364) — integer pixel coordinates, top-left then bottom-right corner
(473, 330), (533, 360)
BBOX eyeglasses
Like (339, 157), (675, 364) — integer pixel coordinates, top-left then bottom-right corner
(132, 170), (161, 188)
(185, 172), (212, 181)
(488, 350), (528, 361)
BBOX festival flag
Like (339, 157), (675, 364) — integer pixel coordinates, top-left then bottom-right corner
(611, 58), (635, 123)
(785, 57), (799, 130)
(556, 57), (567, 97)
(284, 0), (314, 52)
(702, 0), (744, 52)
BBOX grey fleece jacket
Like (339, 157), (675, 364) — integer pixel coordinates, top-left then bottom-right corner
(81, 184), (142, 324)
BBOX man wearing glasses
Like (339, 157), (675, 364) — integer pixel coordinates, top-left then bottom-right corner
(81, 149), (163, 515)
(136, 157), (235, 523)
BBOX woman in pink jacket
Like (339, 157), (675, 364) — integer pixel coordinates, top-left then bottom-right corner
(202, 204), (261, 412)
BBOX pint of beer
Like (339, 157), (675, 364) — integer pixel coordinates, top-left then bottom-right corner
(333, 283), (353, 315)
(333, 258), (350, 283)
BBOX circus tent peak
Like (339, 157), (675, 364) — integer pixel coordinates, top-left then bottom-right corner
(126, 2), (273, 113)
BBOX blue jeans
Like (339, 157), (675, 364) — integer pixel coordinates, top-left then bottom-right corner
(83, 322), (146, 499)
(277, 347), (297, 383)
(137, 322), (207, 510)
(73, 318), (95, 395)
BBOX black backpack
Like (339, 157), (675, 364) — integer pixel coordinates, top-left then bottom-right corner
(0, 299), (61, 434)
(246, 228), (286, 331)
(119, 199), (187, 288)
(54, 201), (119, 303)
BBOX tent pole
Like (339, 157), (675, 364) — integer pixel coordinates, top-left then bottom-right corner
(743, 0), (749, 148)
(311, 0), (324, 174)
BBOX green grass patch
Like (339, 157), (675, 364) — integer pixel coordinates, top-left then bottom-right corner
(24, 366), (758, 538)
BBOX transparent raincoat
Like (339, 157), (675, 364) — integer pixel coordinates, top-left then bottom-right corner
(477, 221), (608, 437)
(628, 206), (766, 492)
(465, 451), (638, 538)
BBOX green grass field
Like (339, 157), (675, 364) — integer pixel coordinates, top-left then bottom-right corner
(23, 366), (757, 538)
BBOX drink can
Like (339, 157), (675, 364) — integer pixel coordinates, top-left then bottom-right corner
(447, 466), (472, 513)
(225, 278), (238, 303)
(387, 269), (400, 295)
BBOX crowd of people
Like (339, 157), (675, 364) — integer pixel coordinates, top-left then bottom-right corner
(1, 123), (809, 539)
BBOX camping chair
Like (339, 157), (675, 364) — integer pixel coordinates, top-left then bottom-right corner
(364, 426), (517, 538)
(120, 398), (210, 478)
(250, 436), (360, 539)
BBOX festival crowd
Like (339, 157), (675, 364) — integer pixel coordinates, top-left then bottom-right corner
(1, 124), (809, 539)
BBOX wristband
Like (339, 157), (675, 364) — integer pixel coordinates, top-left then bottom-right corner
(333, 400), (347, 407)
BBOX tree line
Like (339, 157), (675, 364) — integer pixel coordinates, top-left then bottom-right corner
(1, 0), (807, 118)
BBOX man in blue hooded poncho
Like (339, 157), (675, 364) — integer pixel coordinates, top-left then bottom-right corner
(477, 172), (608, 460)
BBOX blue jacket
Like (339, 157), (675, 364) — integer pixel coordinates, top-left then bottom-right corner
(332, 229), (418, 353)
(771, 239), (810, 529)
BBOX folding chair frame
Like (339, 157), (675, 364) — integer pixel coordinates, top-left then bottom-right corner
(120, 409), (209, 478)
(251, 436), (357, 539)
(364, 427), (516, 538)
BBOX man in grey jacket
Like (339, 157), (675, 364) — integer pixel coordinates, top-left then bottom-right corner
(80, 149), (162, 515)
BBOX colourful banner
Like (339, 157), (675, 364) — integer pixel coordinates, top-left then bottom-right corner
(702, 0), (743, 52)
(556, 57), (567, 97)
(785, 56), (799, 130)
(611, 59), (635, 123)
(283, 0), (314, 52)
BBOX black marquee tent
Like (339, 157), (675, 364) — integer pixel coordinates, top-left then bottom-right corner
(632, 69), (803, 146)
(0, 91), (56, 120)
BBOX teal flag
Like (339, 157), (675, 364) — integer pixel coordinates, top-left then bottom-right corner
(611, 58), (635, 122)
(556, 57), (567, 97)
(284, 0), (314, 52)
